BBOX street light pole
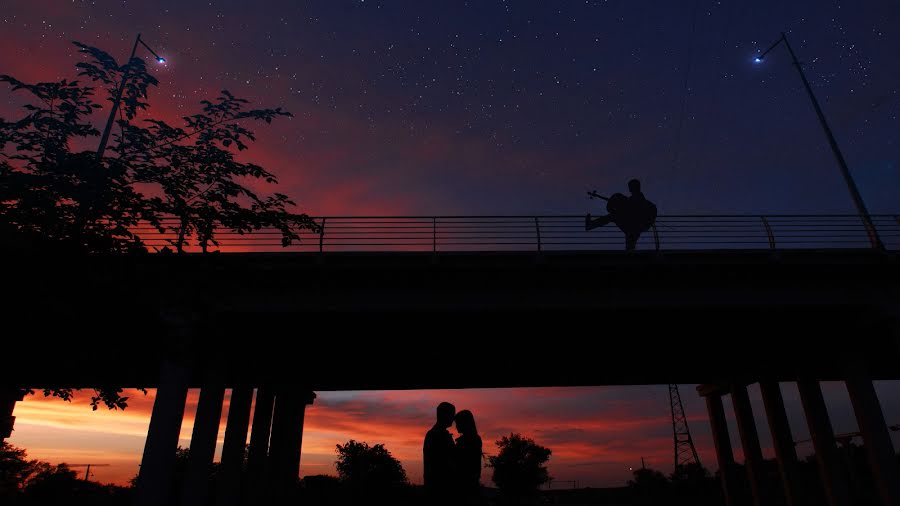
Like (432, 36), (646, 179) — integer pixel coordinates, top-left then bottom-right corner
(756, 32), (883, 250)
(95, 33), (165, 161)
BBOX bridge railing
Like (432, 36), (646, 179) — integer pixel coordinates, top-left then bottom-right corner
(134, 215), (900, 253)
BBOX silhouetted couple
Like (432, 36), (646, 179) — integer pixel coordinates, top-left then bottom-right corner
(585, 178), (657, 251)
(423, 402), (483, 505)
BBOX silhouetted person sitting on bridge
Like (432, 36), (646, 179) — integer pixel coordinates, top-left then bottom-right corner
(585, 178), (657, 251)
(424, 401), (456, 505)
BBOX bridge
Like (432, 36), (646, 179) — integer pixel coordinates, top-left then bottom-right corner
(2, 214), (900, 506)
(137, 213), (900, 252)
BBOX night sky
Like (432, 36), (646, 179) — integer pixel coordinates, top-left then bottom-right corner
(3, 0), (900, 489)
(3, 1), (899, 215)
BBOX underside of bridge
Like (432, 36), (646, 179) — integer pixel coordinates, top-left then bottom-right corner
(4, 249), (899, 388)
(3, 250), (900, 506)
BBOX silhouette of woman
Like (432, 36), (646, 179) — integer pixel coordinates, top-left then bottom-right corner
(454, 410), (483, 504)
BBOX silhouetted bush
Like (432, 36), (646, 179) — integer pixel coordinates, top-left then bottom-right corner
(0, 442), (131, 506)
(488, 433), (552, 504)
(334, 439), (409, 503)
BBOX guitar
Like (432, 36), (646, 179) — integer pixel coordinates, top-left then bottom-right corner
(588, 190), (629, 215)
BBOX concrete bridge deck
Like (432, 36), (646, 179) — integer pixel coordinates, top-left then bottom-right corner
(5, 248), (899, 389)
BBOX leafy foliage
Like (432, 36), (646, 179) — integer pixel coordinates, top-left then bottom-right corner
(26, 388), (147, 411)
(0, 442), (38, 495)
(73, 41), (158, 121)
(1, 442), (132, 505)
(118, 90), (317, 252)
(0, 73), (147, 252)
(1, 41), (318, 255)
(334, 440), (408, 490)
(488, 433), (552, 500)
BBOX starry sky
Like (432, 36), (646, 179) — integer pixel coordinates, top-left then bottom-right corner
(2, 0), (899, 215)
(3, 0), (900, 489)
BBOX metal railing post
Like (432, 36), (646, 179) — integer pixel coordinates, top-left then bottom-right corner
(651, 224), (660, 252)
(318, 218), (327, 253)
(534, 217), (542, 252)
(761, 216), (776, 251)
(432, 217), (437, 253)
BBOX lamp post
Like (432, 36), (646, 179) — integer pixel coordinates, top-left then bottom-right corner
(755, 32), (883, 250)
(95, 33), (166, 161)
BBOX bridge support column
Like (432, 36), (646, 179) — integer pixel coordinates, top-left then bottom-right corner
(1, 388), (25, 442)
(797, 380), (851, 506)
(135, 359), (191, 506)
(759, 381), (802, 506)
(217, 386), (253, 506)
(247, 387), (275, 503)
(181, 378), (225, 506)
(268, 390), (316, 503)
(702, 390), (739, 506)
(845, 369), (900, 506)
(731, 383), (767, 506)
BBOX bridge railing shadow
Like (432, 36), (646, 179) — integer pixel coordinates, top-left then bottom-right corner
(133, 214), (900, 253)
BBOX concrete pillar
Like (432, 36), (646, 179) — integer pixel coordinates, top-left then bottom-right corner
(731, 383), (766, 506)
(217, 386), (253, 506)
(797, 380), (851, 506)
(705, 393), (739, 506)
(135, 359), (191, 506)
(1, 388), (25, 441)
(246, 386), (275, 499)
(845, 371), (900, 506)
(268, 391), (316, 503)
(759, 381), (802, 506)
(181, 382), (225, 506)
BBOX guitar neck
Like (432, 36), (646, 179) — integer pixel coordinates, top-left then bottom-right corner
(587, 191), (609, 201)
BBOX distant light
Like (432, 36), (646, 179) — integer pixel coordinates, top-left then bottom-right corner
(157, 57), (166, 63)
(754, 56), (763, 63)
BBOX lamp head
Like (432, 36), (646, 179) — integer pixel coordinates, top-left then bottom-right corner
(156, 57), (166, 63)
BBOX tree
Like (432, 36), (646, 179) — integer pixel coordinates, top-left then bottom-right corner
(18, 462), (80, 503)
(1, 41), (319, 410)
(0, 441), (41, 497)
(117, 90), (317, 253)
(488, 433), (552, 501)
(334, 440), (408, 490)
(1, 442), (130, 505)
(1, 41), (318, 256)
(0, 74), (148, 253)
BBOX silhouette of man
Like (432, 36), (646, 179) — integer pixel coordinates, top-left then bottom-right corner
(585, 178), (657, 251)
(424, 401), (456, 504)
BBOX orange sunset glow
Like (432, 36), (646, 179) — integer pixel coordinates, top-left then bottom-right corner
(9, 383), (900, 488)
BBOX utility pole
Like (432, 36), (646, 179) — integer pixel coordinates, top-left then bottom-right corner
(68, 463), (111, 481)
